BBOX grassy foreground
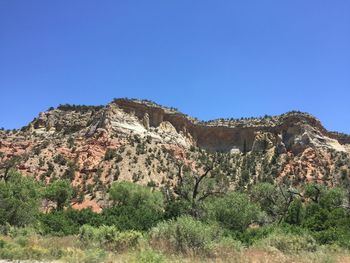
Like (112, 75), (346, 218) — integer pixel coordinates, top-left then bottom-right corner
(0, 226), (350, 263)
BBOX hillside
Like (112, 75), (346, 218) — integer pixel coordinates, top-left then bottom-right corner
(1, 98), (350, 212)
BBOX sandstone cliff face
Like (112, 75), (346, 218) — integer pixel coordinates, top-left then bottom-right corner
(20, 99), (349, 155)
(1, 98), (349, 212)
(113, 99), (349, 154)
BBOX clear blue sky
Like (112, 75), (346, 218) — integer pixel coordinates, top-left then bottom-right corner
(1, 1), (349, 133)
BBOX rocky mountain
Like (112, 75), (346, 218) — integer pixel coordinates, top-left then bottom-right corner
(1, 98), (350, 212)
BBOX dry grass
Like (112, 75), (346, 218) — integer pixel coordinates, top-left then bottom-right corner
(1, 234), (350, 263)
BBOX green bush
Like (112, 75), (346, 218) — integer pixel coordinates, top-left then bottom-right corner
(113, 230), (143, 251)
(79, 225), (118, 245)
(312, 227), (350, 249)
(204, 236), (244, 256)
(7, 226), (37, 238)
(238, 225), (275, 246)
(0, 238), (6, 248)
(38, 212), (78, 235)
(79, 225), (142, 251)
(150, 216), (224, 253)
(254, 231), (317, 253)
(238, 224), (309, 245)
(64, 208), (103, 227)
(103, 205), (163, 231)
(79, 225), (102, 244)
(38, 208), (102, 235)
(0, 241), (51, 261)
(164, 199), (192, 219)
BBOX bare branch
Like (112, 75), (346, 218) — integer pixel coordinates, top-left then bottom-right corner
(193, 166), (213, 200)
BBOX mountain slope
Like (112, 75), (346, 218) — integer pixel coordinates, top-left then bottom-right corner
(1, 98), (350, 212)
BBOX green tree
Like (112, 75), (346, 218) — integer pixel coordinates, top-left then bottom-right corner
(250, 183), (285, 221)
(207, 191), (261, 232)
(302, 185), (345, 230)
(0, 156), (21, 181)
(105, 181), (164, 230)
(104, 148), (117, 161)
(171, 163), (229, 218)
(319, 187), (345, 211)
(251, 183), (304, 224)
(44, 179), (73, 211)
(38, 208), (103, 235)
(0, 170), (41, 226)
(302, 186), (349, 246)
(304, 184), (326, 203)
(285, 198), (304, 225)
